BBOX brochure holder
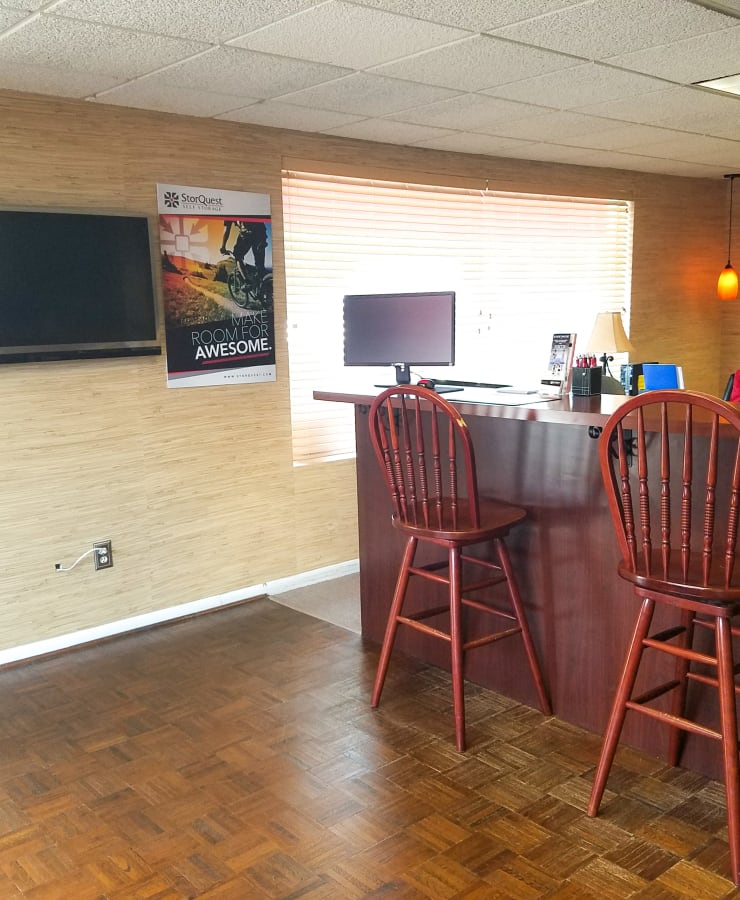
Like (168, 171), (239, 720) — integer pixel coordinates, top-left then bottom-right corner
(540, 333), (576, 398)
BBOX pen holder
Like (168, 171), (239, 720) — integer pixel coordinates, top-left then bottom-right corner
(571, 366), (602, 396)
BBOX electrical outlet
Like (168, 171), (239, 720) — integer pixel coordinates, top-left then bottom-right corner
(93, 540), (113, 570)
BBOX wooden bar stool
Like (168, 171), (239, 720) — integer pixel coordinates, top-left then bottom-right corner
(588, 389), (740, 885)
(368, 385), (551, 751)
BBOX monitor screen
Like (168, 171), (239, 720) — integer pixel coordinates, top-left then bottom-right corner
(343, 291), (455, 383)
(0, 208), (160, 363)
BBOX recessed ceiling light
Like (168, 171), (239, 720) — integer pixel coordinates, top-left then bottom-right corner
(694, 73), (740, 97)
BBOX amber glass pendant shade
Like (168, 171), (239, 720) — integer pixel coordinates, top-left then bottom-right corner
(718, 264), (739, 301)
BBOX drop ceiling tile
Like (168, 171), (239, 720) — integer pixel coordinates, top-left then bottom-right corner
(0, 0), (43, 9)
(278, 71), (460, 116)
(560, 122), (694, 150)
(372, 34), (579, 93)
(0, 14), (207, 79)
(576, 85), (740, 138)
(580, 152), (722, 177)
(0, 6), (29, 27)
(232, 1), (468, 69)
(485, 63), (668, 108)
(349, 0), (585, 31)
(617, 132), (740, 167)
(91, 81), (254, 117)
(155, 46), (351, 99)
(412, 131), (536, 157)
(52, 0), (319, 43)
(0, 59), (122, 97)
(605, 24), (740, 84)
(493, 141), (721, 176)
(492, 0), (737, 60)
(386, 92), (540, 130)
(480, 110), (619, 141)
(218, 100), (364, 132)
(322, 118), (458, 145)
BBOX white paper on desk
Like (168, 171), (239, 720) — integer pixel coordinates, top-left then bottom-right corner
(451, 388), (556, 405)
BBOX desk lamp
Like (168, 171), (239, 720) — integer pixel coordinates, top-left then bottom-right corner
(585, 311), (634, 394)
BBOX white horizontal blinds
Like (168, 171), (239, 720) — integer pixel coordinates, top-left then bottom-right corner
(282, 171), (633, 464)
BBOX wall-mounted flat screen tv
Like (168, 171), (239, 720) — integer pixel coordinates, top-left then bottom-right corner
(0, 208), (161, 363)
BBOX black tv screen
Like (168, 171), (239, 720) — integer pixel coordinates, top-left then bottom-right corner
(0, 208), (160, 363)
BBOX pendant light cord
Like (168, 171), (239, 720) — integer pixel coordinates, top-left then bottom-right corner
(729, 175), (735, 264)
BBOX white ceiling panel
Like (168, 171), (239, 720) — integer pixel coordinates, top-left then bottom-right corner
(218, 101), (365, 132)
(0, 1), (44, 9)
(231, 1), (468, 69)
(278, 72), (460, 116)
(412, 131), (538, 157)
(151, 46), (351, 100)
(386, 92), (543, 130)
(485, 63), (668, 108)
(0, 14), (208, 79)
(0, 7), (28, 28)
(617, 132), (740, 166)
(604, 24), (740, 83)
(372, 35), (580, 93)
(321, 117), (458, 145)
(91, 81), (256, 118)
(492, 0), (737, 59)
(350, 0), (587, 31)
(559, 122), (698, 150)
(0, 0), (737, 178)
(0, 59), (121, 97)
(51, 0), (319, 43)
(576, 85), (740, 138)
(480, 110), (631, 142)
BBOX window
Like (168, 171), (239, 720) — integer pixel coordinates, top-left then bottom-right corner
(283, 171), (633, 464)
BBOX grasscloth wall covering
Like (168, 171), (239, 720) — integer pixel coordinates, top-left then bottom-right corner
(0, 89), (734, 653)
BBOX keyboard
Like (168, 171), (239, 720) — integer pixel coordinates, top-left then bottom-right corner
(435, 379), (511, 390)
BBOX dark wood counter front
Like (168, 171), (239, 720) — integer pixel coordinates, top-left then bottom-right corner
(316, 387), (727, 778)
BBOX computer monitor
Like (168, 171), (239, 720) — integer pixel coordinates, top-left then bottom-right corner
(343, 290), (455, 385)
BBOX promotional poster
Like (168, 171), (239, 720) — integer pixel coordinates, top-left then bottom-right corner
(156, 183), (275, 388)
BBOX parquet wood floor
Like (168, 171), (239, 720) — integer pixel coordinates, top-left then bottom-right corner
(1, 598), (739, 898)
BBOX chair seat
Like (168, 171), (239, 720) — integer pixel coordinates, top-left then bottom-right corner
(392, 496), (527, 543)
(618, 555), (740, 606)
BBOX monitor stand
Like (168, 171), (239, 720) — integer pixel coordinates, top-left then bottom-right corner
(373, 364), (463, 393)
(373, 382), (464, 394)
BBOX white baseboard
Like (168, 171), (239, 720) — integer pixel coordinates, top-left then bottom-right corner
(0, 559), (360, 667)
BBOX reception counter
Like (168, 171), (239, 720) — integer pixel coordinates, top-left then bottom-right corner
(315, 387), (728, 778)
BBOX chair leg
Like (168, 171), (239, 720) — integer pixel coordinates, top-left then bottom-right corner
(496, 539), (552, 716)
(716, 616), (740, 886)
(667, 608), (695, 768)
(371, 536), (417, 709)
(449, 545), (466, 752)
(588, 596), (655, 817)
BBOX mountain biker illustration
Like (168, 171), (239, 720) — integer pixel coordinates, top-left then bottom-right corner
(220, 219), (267, 282)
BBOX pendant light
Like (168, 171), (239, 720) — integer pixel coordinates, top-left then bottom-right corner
(718, 173), (739, 301)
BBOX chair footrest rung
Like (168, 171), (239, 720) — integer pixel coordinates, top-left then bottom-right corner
(648, 625), (687, 643)
(397, 615), (450, 642)
(403, 605), (449, 622)
(461, 575), (508, 593)
(625, 700), (722, 741)
(631, 679), (680, 705)
(643, 637), (717, 667)
(687, 670), (740, 694)
(462, 597), (517, 621)
(464, 626), (521, 651)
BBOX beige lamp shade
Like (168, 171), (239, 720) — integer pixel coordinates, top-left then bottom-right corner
(584, 312), (634, 355)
